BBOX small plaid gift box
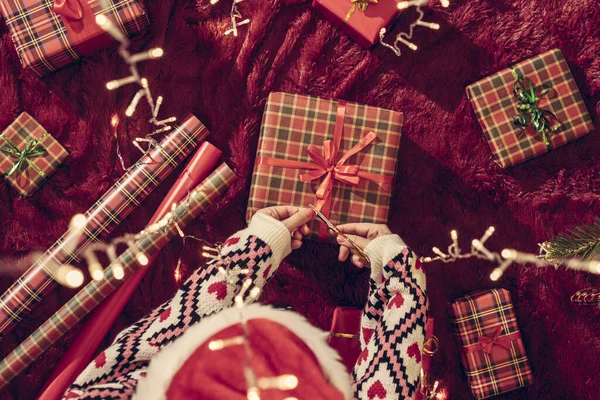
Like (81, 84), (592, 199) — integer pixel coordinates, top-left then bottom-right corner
(449, 288), (533, 399)
(466, 49), (594, 168)
(246, 92), (403, 241)
(0, 0), (149, 76)
(0, 112), (68, 196)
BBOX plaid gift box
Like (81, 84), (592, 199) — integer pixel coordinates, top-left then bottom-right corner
(0, 163), (236, 389)
(0, 113), (208, 339)
(247, 92), (403, 241)
(0, 112), (68, 196)
(466, 49), (594, 168)
(449, 288), (533, 399)
(0, 0), (149, 76)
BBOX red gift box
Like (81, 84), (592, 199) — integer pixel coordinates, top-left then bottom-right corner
(449, 289), (533, 399)
(313, 0), (400, 48)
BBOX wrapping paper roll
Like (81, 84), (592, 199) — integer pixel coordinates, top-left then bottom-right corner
(0, 163), (236, 390)
(37, 141), (223, 400)
(0, 114), (208, 340)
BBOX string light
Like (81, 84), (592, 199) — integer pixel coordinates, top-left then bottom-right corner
(207, 267), (298, 400)
(380, 0), (449, 56)
(95, 9), (176, 170)
(422, 227), (600, 281)
(211, 0), (250, 37)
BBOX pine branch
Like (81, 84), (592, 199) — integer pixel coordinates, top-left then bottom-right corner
(543, 218), (600, 261)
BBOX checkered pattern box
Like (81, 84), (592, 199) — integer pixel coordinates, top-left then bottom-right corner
(0, 0), (149, 76)
(0, 112), (68, 196)
(246, 92), (403, 241)
(449, 288), (533, 399)
(466, 49), (594, 168)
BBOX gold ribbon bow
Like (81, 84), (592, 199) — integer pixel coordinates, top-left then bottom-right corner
(1, 134), (48, 178)
(345, 0), (378, 22)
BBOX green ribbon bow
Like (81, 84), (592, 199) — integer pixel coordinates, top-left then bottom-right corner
(510, 68), (561, 150)
(1, 135), (47, 178)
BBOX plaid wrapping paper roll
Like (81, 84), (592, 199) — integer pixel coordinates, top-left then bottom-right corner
(0, 163), (236, 389)
(0, 0), (149, 76)
(0, 114), (208, 340)
(247, 92), (403, 241)
(0, 112), (68, 196)
(466, 48), (594, 168)
(449, 288), (533, 399)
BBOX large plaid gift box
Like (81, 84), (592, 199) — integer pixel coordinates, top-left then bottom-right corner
(466, 49), (594, 168)
(0, 0), (149, 76)
(313, 0), (400, 48)
(449, 288), (533, 399)
(0, 112), (68, 196)
(246, 92), (403, 241)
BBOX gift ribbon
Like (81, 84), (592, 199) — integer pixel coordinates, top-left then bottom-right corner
(344, 0), (378, 22)
(510, 68), (561, 150)
(52, 0), (106, 53)
(1, 133), (48, 178)
(257, 100), (393, 240)
(463, 325), (519, 355)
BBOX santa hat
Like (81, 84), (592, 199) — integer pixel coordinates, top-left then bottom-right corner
(134, 304), (352, 400)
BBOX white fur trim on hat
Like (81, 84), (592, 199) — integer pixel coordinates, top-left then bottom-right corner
(133, 304), (353, 400)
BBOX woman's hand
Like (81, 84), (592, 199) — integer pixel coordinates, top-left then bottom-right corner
(336, 223), (392, 268)
(257, 206), (315, 250)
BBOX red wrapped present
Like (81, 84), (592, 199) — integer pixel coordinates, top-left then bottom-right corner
(0, 0), (149, 76)
(449, 288), (533, 399)
(466, 49), (594, 168)
(0, 112), (68, 196)
(328, 307), (362, 372)
(246, 92), (403, 241)
(312, 0), (400, 48)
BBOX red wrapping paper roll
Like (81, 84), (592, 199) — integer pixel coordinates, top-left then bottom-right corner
(0, 114), (208, 341)
(37, 142), (222, 400)
(0, 163), (237, 391)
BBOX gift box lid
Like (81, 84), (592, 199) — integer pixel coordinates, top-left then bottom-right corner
(466, 48), (594, 168)
(0, 112), (68, 196)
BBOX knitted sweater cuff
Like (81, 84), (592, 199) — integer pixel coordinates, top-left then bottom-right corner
(364, 234), (407, 283)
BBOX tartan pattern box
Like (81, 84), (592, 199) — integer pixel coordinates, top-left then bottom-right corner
(466, 49), (594, 168)
(246, 92), (403, 241)
(0, 0), (149, 76)
(0, 163), (236, 388)
(449, 289), (533, 399)
(0, 112), (68, 196)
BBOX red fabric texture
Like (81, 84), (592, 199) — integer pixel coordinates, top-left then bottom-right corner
(0, 0), (599, 398)
(166, 319), (345, 400)
(328, 306), (362, 372)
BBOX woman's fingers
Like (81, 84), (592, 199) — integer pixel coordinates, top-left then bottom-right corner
(351, 254), (365, 268)
(291, 239), (303, 250)
(338, 245), (350, 262)
(336, 233), (370, 249)
(300, 224), (310, 236)
(283, 208), (315, 232)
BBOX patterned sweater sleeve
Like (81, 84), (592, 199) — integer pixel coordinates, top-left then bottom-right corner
(352, 235), (428, 400)
(63, 213), (292, 400)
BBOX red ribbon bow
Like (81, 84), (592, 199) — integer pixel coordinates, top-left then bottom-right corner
(53, 0), (86, 21)
(52, 0), (109, 54)
(257, 100), (392, 239)
(464, 325), (519, 355)
(299, 130), (379, 204)
(478, 326), (512, 354)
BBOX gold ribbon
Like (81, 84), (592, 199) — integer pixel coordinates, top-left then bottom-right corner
(330, 332), (360, 339)
(1, 132), (48, 178)
(344, 0), (378, 22)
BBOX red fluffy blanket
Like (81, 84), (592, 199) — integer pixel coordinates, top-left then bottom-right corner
(0, 0), (599, 398)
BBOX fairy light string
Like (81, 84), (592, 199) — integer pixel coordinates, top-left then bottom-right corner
(207, 265), (299, 399)
(210, 0), (250, 37)
(379, 0), (450, 56)
(421, 227), (600, 281)
(95, 12), (176, 170)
